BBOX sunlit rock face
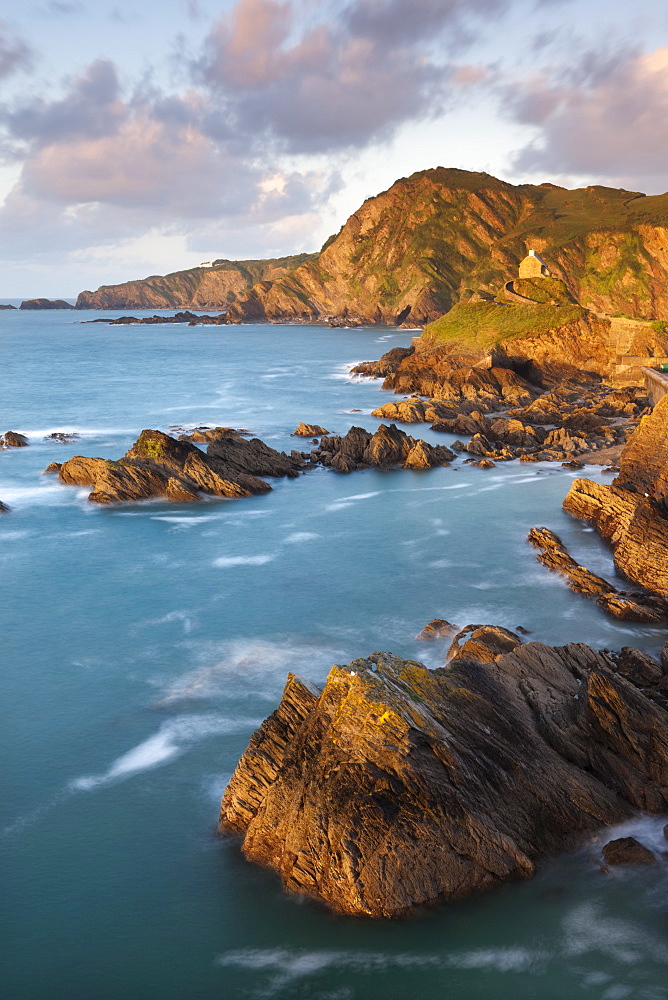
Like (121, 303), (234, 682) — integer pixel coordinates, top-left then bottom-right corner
(220, 641), (668, 918)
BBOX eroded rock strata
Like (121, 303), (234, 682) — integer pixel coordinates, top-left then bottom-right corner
(220, 641), (668, 917)
(57, 428), (303, 504)
(527, 527), (668, 622)
(309, 424), (455, 472)
(563, 392), (668, 596)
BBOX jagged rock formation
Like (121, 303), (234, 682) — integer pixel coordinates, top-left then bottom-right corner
(57, 429), (304, 504)
(308, 424), (454, 472)
(220, 640), (668, 917)
(365, 355), (646, 462)
(76, 254), (316, 310)
(563, 392), (668, 596)
(527, 527), (668, 622)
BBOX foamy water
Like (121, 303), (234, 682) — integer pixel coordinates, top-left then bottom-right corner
(2, 312), (666, 1000)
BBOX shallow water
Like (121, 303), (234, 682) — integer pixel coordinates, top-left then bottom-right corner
(2, 311), (667, 1000)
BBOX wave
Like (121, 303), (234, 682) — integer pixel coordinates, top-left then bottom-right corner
(213, 554), (276, 567)
(282, 532), (319, 544)
(70, 713), (257, 791)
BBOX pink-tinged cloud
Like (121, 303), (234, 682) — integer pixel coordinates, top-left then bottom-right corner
(507, 45), (668, 182)
(194, 0), (505, 152)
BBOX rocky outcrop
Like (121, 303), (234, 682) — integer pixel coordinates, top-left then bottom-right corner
(602, 837), (658, 867)
(0, 304), (16, 310)
(415, 619), (457, 641)
(57, 429), (305, 505)
(527, 527), (668, 622)
(563, 392), (668, 597)
(43, 432), (80, 444)
(1, 431), (29, 448)
(0, 501), (10, 513)
(19, 298), (73, 309)
(446, 624), (523, 662)
(220, 639), (668, 917)
(350, 346), (415, 378)
(291, 423), (329, 437)
(86, 311), (226, 326)
(309, 424), (454, 472)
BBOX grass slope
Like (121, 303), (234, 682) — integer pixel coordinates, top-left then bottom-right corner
(422, 300), (584, 350)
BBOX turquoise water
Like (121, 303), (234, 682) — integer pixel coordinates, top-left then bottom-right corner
(2, 311), (667, 1000)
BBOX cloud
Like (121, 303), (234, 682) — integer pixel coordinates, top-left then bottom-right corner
(194, 0), (507, 153)
(504, 44), (668, 186)
(0, 21), (32, 80)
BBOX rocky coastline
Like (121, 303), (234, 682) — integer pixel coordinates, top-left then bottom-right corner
(220, 630), (668, 918)
(218, 326), (668, 919)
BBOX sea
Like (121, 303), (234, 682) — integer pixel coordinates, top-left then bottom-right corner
(2, 307), (667, 1000)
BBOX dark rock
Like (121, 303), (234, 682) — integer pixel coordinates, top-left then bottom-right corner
(2, 431), (28, 447)
(613, 647), (663, 686)
(19, 298), (73, 310)
(43, 432), (80, 444)
(316, 424), (454, 472)
(0, 304), (16, 310)
(416, 618), (458, 640)
(0, 500), (10, 513)
(178, 426), (242, 443)
(220, 640), (668, 917)
(601, 837), (658, 866)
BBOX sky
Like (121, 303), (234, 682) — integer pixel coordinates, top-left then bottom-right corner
(1, 0), (668, 297)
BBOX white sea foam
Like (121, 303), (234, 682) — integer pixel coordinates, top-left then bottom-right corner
(325, 501), (355, 511)
(0, 482), (69, 506)
(427, 558), (453, 568)
(213, 554), (276, 567)
(70, 714), (256, 791)
(214, 944), (548, 989)
(562, 902), (668, 965)
(339, 491), (381, 501)
(153, 638), (336, 705)
(132, 609), (197, 634)
(283, 532), (319, 544)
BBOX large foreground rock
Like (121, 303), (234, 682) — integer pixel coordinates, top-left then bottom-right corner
(58, 428), (304, 504)
(220, 640), (668, 917)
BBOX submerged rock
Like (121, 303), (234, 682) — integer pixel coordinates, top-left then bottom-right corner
(57, 428), (305, 505)
(220, 640), (668, 917)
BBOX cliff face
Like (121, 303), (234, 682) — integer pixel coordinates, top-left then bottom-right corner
(220, 643), (668, 917)
(75, 254), (317, 310)
(75, 169), (668, 321)
(223, 169), (668, 325)
(564, 391), (668, 596)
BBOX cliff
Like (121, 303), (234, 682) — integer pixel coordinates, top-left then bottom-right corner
(220, 641), (668, 917)
(564, 391), (668, 596)
(75, 254), (317, 310)
(223, 168), (668, 325)
(76, 169), (668, 323)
